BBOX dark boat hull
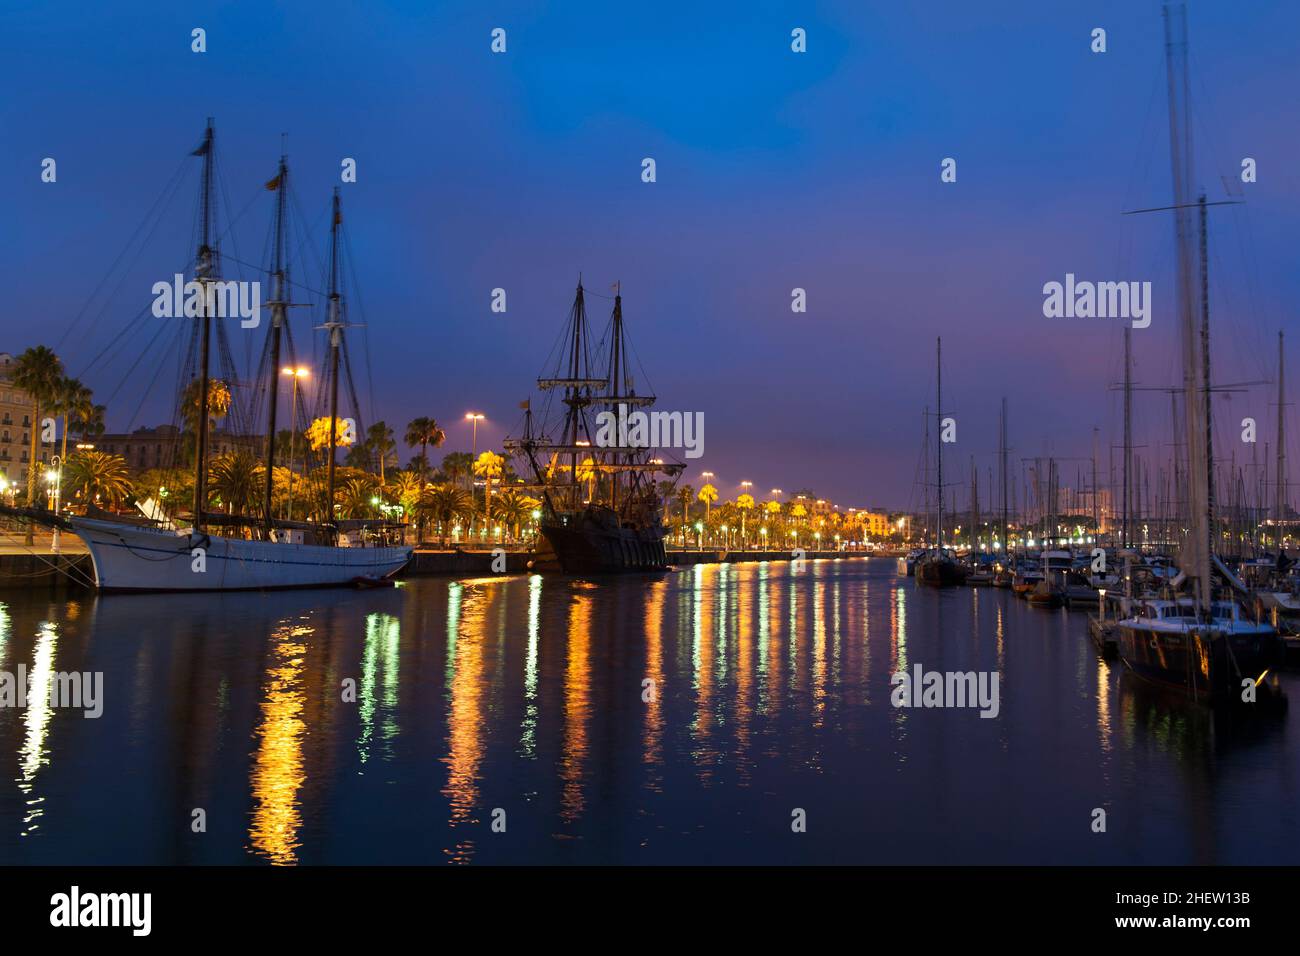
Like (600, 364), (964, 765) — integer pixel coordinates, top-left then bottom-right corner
(1117, 622), (1286, 704)
(916, 557), (967, 588)
(536, 515), (669, 574)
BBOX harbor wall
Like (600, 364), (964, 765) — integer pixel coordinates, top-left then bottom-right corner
(0, 553), (94, 591)
(0, 547), (875, 590)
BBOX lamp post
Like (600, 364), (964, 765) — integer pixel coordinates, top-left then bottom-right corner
(281, 366), (309, 520)
(464, 412), (485, 538)
(47, 456), (61, 553)
(465, 413), (484, 469)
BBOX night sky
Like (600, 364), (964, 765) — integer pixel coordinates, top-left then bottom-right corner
(3, 1), (1298, 508)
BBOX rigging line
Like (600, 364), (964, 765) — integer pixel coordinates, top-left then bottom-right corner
(341, 227), (377, 426)
(54, 153), (192, 355)
(75, 289), (168, 380)
(220, 252), (331, 299)
(124, 320), (187, 432)
(289, 184), (329, 290)
(102, 312), (180, 411)
(216, 156), (259, 384)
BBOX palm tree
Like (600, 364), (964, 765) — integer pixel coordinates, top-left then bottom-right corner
(50, 376), (94, 467)
(12, 346), (63, 541)
(305, 416), (343, 451)
(419, 483), (472, 545)
(698, 483), (718, 522)
(440, 451), (472, 489)
(404, 417), (446, 480)
(737, 492), (755, 547)
(72, 402), (106, 443)
(386, 469), (423, 539)
(677, 484), (694, 543)
(473, 450), (504, 539)
(338, 475), (378, 519)
(208, 451), (260, 515)
(180, 378), (232, 434)
(63, 450), (133, 509)
(365, 421), (397, 482)
(492, 489), (538, 542)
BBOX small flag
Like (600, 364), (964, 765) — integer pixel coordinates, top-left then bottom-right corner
(191, 140), (209, 156)
(265, 174), (281, 191)
(519, 399), (530, 410)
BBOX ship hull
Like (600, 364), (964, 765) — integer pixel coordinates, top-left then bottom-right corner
(916, 557), (967, 588)
(1117, 621), (1285, 704)
(536, 515), (668, 574)
(69, 516), (411, 592)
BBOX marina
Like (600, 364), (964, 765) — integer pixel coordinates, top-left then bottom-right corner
(3, 556), (1299, 866)
(2, 0), (1299, 932)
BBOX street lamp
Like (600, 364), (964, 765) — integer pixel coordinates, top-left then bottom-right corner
(281, 366), (310, 519)
(465, 413), (485, 501)
(46, 457), (61, 552)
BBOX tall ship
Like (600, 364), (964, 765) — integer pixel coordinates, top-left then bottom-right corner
(506, 281), (684, 573)
(9, 121), (410, 590)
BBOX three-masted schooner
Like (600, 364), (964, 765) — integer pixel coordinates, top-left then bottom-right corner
(506, 281), (684, 573)
(52, 121), (411, 591)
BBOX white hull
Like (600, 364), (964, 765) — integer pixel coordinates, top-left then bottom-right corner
(69, 516), (411, 591)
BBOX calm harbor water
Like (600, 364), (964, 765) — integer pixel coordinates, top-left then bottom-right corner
(0, 556), (1297, 865)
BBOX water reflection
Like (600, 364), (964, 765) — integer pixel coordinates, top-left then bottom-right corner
(0, 558), (1294, 864)
(18, 622), (57, 837)
(559, 593), (591, 824)
(248, 622), (310, 865)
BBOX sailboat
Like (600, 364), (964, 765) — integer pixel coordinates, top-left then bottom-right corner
(1115, 4), (1283, 702)
(917, 337), (967, 587)
(506, 281), (684, 573)
(53, 122), (411, 591)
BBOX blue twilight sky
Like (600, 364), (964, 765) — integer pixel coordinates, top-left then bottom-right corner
(2, 1), (1298, 508)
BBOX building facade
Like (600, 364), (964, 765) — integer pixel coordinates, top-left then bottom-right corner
(98, 425), (260, 474)
(0, 351), (50, 491)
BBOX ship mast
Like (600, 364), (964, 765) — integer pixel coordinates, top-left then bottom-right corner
(1198, 192), (1215, 568)
(1122, 326), (1132, 550)
(1276, 330), (1286, 532)
(325, 188), (343, 537)
(1164, 0), (1212, 612)
(608, 285), (624, 513)
(999, 396), (1008, 553)
(192, 119), (216, 533)
(935, 336), (944, 551)
(262, 152), (289, 535)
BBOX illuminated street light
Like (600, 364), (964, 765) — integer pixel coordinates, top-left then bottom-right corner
(278, 366), (312, 520)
